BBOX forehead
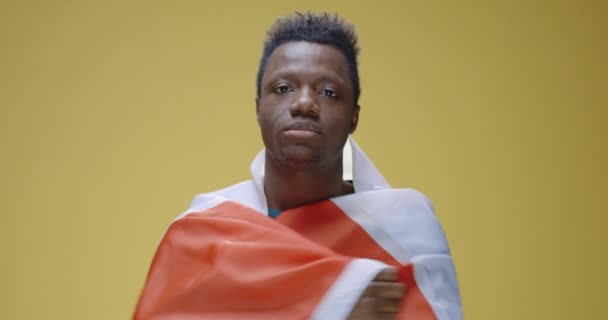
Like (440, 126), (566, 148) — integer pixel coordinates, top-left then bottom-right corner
(263, 41), (351, 84)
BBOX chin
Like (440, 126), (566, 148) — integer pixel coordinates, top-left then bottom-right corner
(277, 145), (321, 170)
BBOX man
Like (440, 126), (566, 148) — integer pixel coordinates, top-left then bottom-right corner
(135, 12), (461, 320)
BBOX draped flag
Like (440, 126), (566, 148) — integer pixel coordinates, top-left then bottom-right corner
(134, 138), (462, 319)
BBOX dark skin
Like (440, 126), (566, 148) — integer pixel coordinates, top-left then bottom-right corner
(256, 41), (406, 319)
(256, 41), (357, 210)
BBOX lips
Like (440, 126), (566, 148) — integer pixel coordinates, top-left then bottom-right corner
(283, 121), (323, 134)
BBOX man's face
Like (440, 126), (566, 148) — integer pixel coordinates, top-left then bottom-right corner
(256, 41), (359, 170)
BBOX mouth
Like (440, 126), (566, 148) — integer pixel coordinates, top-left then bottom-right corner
(282, 121), (323, 139)
(283, 121), (323, 134)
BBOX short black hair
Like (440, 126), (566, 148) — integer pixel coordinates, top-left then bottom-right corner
(256, 12), (361, 105)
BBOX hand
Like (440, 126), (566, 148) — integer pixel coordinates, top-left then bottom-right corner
(346, 267), (406, 320)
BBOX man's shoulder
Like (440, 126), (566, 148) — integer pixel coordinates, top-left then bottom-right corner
(186, 180), (264, 215)
(340, 187), (436, 216)
(333, 188), (449, 260)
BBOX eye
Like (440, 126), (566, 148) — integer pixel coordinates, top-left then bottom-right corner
(274, 85), (292, 94)
(321, 89), (338, 98)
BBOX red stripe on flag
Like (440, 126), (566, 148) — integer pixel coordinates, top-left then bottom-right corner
(277, 200), (437, 319)
(134, 201), (351, 320)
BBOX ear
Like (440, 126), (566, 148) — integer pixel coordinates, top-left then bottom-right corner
(255, 96), (261, 124)
(349, 104), (360, 133)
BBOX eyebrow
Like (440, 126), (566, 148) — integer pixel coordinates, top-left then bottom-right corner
(266, 70), (349, 88)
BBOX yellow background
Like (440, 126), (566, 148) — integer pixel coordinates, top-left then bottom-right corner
(1, 1), (606, 319)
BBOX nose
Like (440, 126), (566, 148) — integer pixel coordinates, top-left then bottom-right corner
(289, 87), (319, 118)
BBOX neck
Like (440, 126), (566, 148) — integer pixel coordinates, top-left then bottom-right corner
(263, 153), (354, 211)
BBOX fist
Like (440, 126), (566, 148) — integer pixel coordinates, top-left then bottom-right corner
(347, 267), (406, 320)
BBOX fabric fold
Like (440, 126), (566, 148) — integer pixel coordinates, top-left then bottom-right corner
(135, 137), (461, 319)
